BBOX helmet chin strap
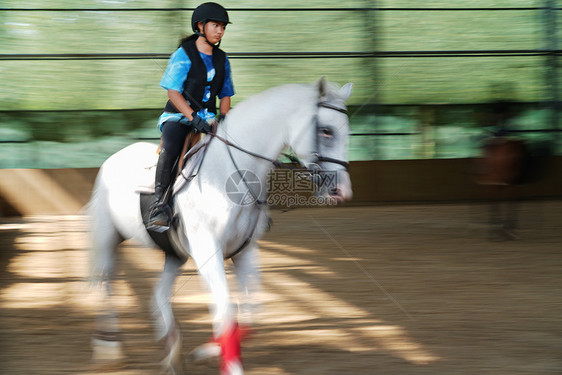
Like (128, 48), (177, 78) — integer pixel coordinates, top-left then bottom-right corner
(196, 22), (221, 48)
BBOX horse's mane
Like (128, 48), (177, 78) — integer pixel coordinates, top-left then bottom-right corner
(231, 81), (346, 116)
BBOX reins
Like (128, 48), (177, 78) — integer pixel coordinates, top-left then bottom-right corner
(210, 132), (287, 168)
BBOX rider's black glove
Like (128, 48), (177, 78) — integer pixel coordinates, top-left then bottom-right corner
(191, 113), (212, 133)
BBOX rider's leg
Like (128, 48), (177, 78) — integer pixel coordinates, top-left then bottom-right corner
(148, 147), (176, 227)
(148, 121), (188, 228)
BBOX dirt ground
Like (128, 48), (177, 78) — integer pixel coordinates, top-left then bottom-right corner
(0, 202), (561, 375)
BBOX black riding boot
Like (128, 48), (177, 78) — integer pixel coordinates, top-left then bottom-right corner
(147, 148), (175, 231)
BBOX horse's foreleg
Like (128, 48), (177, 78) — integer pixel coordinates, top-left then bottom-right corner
(188, 244), (261, 366)
(153, 253), (186, 340)
(191, 240), (243, 375)
(231, 243), (262, 333)
(152, 252), (186, 374)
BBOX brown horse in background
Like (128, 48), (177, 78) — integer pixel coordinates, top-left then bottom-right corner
(476, 136), (528, 186)
(474, 136), (529, 240)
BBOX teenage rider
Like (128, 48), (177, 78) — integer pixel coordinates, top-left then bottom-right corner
(148, 2), (234, 230)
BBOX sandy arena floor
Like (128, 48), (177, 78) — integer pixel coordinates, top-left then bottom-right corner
(0, 202), (561, 374)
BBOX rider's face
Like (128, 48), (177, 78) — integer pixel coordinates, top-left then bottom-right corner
(199, 21), (226, 44)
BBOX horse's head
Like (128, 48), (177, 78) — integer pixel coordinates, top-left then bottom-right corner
(289, 78), (354, 203)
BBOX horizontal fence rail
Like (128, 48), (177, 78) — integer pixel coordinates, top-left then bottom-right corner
(1, 127), (560, 145)
(1, 50), (559, 61)
(0, 7), (551, 12)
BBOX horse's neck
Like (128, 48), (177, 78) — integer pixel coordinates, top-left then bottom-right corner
(215, 85), (311, 174)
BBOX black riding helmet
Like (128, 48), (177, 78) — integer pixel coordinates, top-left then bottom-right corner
(191, 2), (230, 33)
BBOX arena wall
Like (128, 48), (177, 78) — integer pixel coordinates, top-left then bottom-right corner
(0, 157), (560, 216)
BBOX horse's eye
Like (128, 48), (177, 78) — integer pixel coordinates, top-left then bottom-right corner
(319, 127), (334, 139)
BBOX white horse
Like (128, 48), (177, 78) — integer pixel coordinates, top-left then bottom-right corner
(88, 78), (353, 375)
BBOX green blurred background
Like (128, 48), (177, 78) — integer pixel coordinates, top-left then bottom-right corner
(0, 1), (560, 167)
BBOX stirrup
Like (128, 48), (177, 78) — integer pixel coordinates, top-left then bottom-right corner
(147, 204), (172, 233)
(147, 221), (171, 233)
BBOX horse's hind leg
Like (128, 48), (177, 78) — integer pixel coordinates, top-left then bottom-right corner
(90, 284), (125, 368)
(90, 239), (125, 366)
(152, 252), (186, 375)
(89, 188), (125, 367)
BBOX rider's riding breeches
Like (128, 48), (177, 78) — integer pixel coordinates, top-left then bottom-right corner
(161, 120), (190, 160)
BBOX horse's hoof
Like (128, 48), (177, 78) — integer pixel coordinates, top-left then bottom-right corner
(489, 227), (520, 241)
(501, 227), (520, 240)
(160, 362), (183, 375)
(187, 341), (221, 364)
(222, 359), (244, 375)
(160, 349), (184, 375)
(91, 338), (125, 369)
(160, 325), (184, 375)
(186, 325), (255, 366)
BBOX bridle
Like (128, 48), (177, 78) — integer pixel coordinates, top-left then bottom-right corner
(311, 101), (350, 170)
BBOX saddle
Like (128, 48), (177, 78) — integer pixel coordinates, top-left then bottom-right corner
(139, 133), (212, 259)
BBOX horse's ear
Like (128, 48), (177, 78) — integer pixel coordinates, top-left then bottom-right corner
(339, 83), (353, 102)
(316, 77), (327, 98)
